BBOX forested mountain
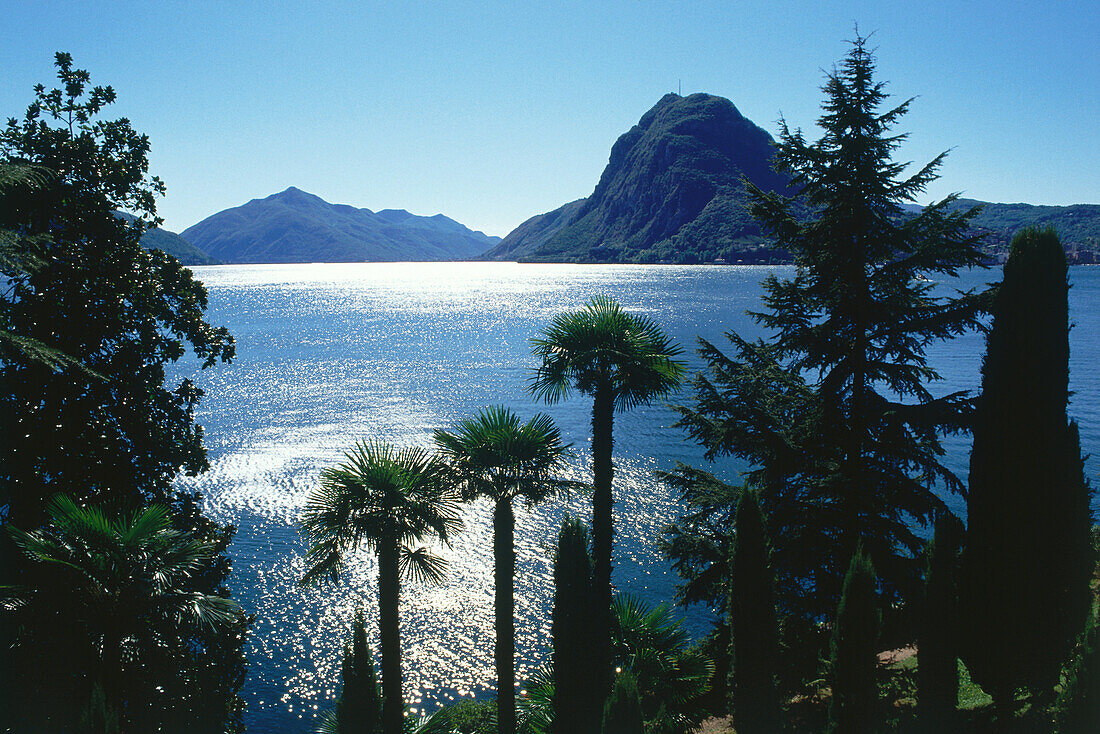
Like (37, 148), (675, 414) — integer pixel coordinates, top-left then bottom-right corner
(139, 225), (220, 265)
(181, 187), (501, 263)
(486, 94), (1100, 264)
(116, 212), (219, 265)
(484, 93), (792, 264)
(959, 200), (1100, 255)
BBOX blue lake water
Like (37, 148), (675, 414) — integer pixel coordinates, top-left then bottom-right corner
(172, 262), (1100, 733)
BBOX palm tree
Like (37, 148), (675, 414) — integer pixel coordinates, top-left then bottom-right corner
(2, 494), (242, 729)
(299, 441), (462, 734)
(434, 405), (578, 734)
(529, 295), (685, 696)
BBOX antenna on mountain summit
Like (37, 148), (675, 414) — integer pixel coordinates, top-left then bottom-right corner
(678, 79), (681, 95)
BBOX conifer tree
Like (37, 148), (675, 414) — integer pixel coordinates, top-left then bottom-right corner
(600, 671), (644, 734)
(728, 489), (780, 734)
(829, 549), (880, 734)
(962, 227), (1095, 717)
(677, 34), (988, 619)
(335, 609), (382, 734)
(552, 517), (600, 734)
(917, 513), (962, 730)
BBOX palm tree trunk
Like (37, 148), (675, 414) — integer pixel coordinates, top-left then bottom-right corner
(495, 498), (516, 734)
(378, 540), (402, 734)
(591, 381), (615, 701)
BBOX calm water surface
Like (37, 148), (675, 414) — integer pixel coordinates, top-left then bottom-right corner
(173, 262), (1100, 733)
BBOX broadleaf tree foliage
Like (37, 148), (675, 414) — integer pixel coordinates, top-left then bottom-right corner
(676, 34), (988, 620)
(0, 53), (245, 732)
(0, 52), (235, 525)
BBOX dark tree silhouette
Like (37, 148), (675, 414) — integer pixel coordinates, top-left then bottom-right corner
(299, 441), (462, 734)
(962, 227), (1095, 719)
(917, 513), (963, 730)
(601, 671), (644, 734)
(552, 516), (600, 734)
(2, 495), (242, 731)
(829, 549), (880, 734)
(677, 34), (988, 620)
(729, 489), (780, 734)
(435, 406), (576, 734)
(531, 295), (684, 699)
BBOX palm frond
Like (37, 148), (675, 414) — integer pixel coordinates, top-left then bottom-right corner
(399, 545), (449, 585)
(529, 295), (686, 412)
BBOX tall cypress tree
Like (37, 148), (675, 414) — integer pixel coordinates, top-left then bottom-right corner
(552, 517), (600, 734)
(917, 512), (963, 730)
(962, 227), (1095, 717)
(677, 34), (988, 619)
(335, 609), (381, 734)
(728, 489), (780, 734)
(829, 549), (880, 734)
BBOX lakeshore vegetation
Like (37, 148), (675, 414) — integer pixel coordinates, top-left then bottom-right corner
(1, 37), (1097, 734)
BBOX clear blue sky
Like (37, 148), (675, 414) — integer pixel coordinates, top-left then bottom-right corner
(2, 0), (1096, 236)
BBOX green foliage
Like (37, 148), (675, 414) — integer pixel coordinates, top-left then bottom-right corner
(728, 489), (780, 734)
(443, 699), (497, 734)
(551, 516), (599, 734)
(601, 671), (644, 734)
(957, 199), (1100, 253)
(829, 550), (880, 734)
(2, 495), (244, 732)
(0, 54), (245, 733)
(1056, 598), (1100, 734)
(331, 609), (382, 734)
(678, 35), (989, 625)
(962, 227), (1095, 715)
(917, 513), (963, 730)
(299, 440), (463, 734)
(0, 52), (235, 525)
(434, 406), (579, 508)
(610, 595), (713, 734)
(436, 406), (577, 734)
(657, 463), (740, 609)
(79, 684), (120, 734)
(531, 295), (685, 709)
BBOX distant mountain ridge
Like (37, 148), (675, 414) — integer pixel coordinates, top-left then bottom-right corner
(486, 93), (1099, 264)
(485, 93), (792, 264)
(182, 187), (501, 263)
(115, 212), (219, 266)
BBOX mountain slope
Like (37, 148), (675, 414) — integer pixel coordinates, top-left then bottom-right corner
(139, 226), (219, 265)
(487, 94), (1100, 264)
(485, 93), (791, 263)
(956, 199), (1100, 252)
(182, 187), (501, 263)
(116, 212), (219, 265)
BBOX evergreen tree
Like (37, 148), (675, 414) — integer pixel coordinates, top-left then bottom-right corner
(962, 227), (1095, 717)
(677, 34), (988, 619)
(0, 54), (245, 732)
(335, 609), (382, 734)
(728, 489), (780, 734)
(552, 516), (600, 734)
(1057, 600), (1100, 734)
(917, 513), (962, 730)
(601, 671), (644, 734)
(829, 549), (880, 734)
